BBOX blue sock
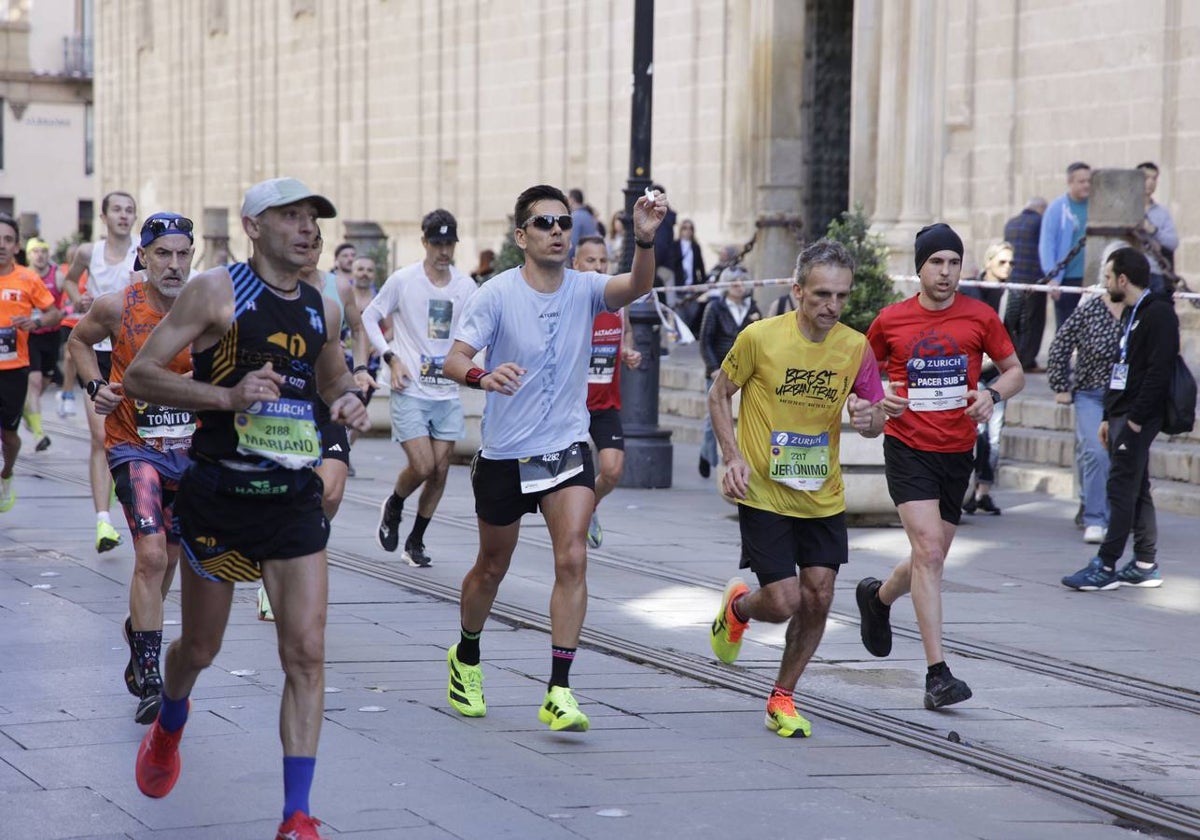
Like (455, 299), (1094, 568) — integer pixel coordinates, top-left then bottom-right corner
(158, 692), (189, 733)
(283, 756), (316, 821)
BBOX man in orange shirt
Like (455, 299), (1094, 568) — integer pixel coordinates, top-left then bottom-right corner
(68, 213), (195, 725)
(0, 216), (63, 510)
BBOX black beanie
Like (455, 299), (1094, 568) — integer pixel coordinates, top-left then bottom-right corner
(913, 223), (963, 272)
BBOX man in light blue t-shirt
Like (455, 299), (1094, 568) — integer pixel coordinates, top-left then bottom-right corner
(442, 183), (669, 733)
(1039, 161), (1090, 329)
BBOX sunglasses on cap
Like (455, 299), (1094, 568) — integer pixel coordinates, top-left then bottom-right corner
(143, 217), (195, 238)
(522, 214), (573, 232)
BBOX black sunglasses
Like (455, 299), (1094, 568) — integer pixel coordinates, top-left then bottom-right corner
(522, 214), (573, 232)
(143, 217), (194, 237)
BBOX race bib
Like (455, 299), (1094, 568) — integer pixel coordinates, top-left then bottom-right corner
(518, 442), (585, 494)
(419, 354), (454, 387)
(134, 401), (195, 452)
(1109, 362), (1128, 391)
(906, 354), (968, 412)
(0, 327), (16, 363)
(234, 398), (321, 469)
(588, 344), (618, 384)
(768, 430), (830, 491)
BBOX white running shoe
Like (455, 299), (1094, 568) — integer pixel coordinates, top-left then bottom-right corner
(1083, 525), (1106, 544)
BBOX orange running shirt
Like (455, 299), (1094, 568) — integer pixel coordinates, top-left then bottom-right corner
(0, 264), (58, 370)
(105, 282), (194, 453)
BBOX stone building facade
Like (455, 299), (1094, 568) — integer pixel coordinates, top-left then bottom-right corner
(91, 0), (1193, 283)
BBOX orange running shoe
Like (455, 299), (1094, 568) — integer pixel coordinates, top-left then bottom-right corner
(765, 693), (811, 738)
(135, 719), (183, 797)
(276, 811), (328, 839)
(710, 577), (750, 664)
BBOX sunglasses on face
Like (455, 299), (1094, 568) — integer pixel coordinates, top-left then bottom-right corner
(143, 217), (194, 238)
(523, 214), (573, 232)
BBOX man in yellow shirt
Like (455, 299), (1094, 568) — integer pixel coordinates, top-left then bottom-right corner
(708, 239), (884, 737)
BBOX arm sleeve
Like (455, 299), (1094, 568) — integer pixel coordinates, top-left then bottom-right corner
(1038, 205), (1058, 277)
(851, 349), (885, 403)
(1128, 305), (1180, 425)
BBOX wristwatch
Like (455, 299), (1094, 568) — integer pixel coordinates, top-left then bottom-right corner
(383, 350), (396, 365)
(86, 379), (108, 401)
(985, 387), (1002, 405)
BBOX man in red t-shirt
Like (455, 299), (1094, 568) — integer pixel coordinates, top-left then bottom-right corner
(859, 224), (1024, 710)
(0, 216), (63, 511)
(576, 236), (640, 548)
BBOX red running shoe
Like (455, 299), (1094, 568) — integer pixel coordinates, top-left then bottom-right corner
(135, 719), (183, 798)
(277, 811), (328, 839)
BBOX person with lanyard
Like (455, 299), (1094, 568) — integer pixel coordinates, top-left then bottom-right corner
(858, 223), (1024, 710)
(123, 178), (370, 840)
(62, 190), (140, 553)
(1061, 248), (1177, 591)
(708, 239), (885, 737)
(441, 184), (669, 733)
(67, 212), (197, 725)
(0, 215), (63, 512)
(19, 237), (60, 453)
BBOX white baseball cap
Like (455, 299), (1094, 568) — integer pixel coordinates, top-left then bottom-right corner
(241, 177), (337, 219)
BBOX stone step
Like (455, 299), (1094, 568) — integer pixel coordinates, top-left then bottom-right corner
(1001, 426), (1200, 484)
(997, 460), (1200, 519)
(658, 413), (706, 445)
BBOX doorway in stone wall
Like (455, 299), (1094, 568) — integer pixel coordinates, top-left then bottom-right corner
(802, 0), (853, 241)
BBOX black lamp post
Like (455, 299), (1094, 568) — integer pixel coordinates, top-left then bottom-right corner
(618, 0), (673, 489)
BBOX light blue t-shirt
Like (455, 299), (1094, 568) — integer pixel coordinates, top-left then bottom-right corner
(454, 266), (612, 459)
(1066, 198), (1088, 279)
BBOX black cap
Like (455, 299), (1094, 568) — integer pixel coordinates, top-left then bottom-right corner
(913, 223), (963, 272)
(422, 209), (458, 244)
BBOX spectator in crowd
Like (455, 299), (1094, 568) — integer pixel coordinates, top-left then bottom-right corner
(1137, 162), (1178, 294)
(668, 218), (708, 336)
(1004, 197), (1047, 371)
(698, 265), (761, 478)
(606, 212), (626, 264)
(471, 249), (496, 284)
(1039, 163), (1091, 329)
(567, 189), (599, 260)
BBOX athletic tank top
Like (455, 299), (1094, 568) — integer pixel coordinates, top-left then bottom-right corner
(87, 238), (138, 351)
(322, 272), (345, 330)
(106, 282), (194, 453)
(32, 265), (61, 335)
(190, 262), (329, 468)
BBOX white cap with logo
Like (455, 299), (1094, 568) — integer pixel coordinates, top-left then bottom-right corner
(241, 178), (337, 219)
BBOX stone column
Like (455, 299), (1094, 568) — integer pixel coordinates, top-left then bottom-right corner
(870, 0), (908, 232)
(849, 0), (883, 216)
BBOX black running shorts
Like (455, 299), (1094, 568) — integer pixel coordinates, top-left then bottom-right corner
(175, 460), (328, 582)
(27, 331), (62, 378)
(883, 435), (974, 526)
(588, 407), (625, 452)
(738, 505), (848, 587)
(319, 421), (351, 464)
(470, 443), (596, 527)
(0, 368), (30, 431)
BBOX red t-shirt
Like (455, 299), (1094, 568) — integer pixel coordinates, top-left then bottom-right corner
(866, 293), (1015, 453)
(587, 311), (624, 412)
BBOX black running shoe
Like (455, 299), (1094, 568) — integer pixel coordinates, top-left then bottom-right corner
(123, 616), (142, 697)
(35, 436), (51, 452)
(377, 497), (402, 553)
(855, 577), (892, 657)
(924, 670), (973, 710)
(136, 673), (163, 725)
(403, 539), (432, 568)
(976, 494), (1001, 515)
(962, 495), (978, 515)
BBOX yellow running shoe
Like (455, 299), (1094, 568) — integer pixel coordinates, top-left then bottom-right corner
(256, 585), (275, 622)
(96, 520), (123, 553)
(538, 685), (589, 732)
(765, 693), (811, 738)
(0, 476), (15, 513)
(447, 644), (486, 717)
(710, 577), (750, 664)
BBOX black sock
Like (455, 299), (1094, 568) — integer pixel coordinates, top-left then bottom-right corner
(131, 629), (163, 679)
(457, 627), (481, 665)
(927, 661), (950, 680)
(549, 646), (576, 689)
(388, 492), (405, 515)
(408, 515), (431, 545)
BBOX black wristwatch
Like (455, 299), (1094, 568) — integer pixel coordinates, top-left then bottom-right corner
(383, 350), (396, 365)
(985, 387), (1002, 405)
(86, 379), (108, 401)
(635, 238), (655, 249)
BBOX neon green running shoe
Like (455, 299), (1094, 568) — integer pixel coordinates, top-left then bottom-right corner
(538, 685), (589, 732)
(765, 693), (811, 738)
(447, 644), (486, 717)
(710, 577), (750, 664)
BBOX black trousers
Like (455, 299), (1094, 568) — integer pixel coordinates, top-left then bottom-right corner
(1098, 414), (1160, 566)
(1016, 291), (1047, 369)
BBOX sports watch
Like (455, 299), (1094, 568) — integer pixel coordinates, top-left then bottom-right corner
(86, 379), (108, 401)
(985, 387), (1002, 405)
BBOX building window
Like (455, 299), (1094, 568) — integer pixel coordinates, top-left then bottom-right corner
(0, 197), (15, 218)
(78, 200), (93, 241)
(84, 103), (93, 174)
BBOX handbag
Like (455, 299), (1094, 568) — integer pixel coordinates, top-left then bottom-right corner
(1163, 354), (1197, 435)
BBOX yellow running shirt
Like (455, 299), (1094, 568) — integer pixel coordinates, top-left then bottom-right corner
(722, 314), (882, 518)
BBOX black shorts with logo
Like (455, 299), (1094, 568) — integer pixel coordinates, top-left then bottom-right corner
(588, 407), (625, 452)
(883, 435), (974, 525)
(738, 505), (848, 587)
(27, 331), (62, 378)
(319, 421), (351, 464)
(175, 459), (328, 582)
(0, 368), (30, 431)
(471, 442), (595, 526)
